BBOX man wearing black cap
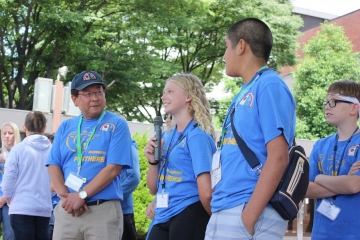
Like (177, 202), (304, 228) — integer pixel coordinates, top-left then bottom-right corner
(46, 70), (133, 240)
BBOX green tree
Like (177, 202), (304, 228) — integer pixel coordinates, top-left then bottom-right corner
(108, 0), (302, 122)
(293, 23), (360, 140)
(0, 0), (133, 109)
(1, 0), (302, 124)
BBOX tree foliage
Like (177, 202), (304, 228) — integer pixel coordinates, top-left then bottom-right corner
(1, 0), (302, 123)
(293, 23), (360, 140)
(132, 131), (153, 237)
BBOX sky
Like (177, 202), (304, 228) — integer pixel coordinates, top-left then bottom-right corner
(292, 0), (360, 16)
(207, 0), (360, 100)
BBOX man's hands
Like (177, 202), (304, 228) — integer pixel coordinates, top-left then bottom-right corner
(60, 192), (90, 217)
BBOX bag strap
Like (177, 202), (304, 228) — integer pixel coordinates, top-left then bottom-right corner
(231, 111), (296, 173)
(230, 111), (261, 170)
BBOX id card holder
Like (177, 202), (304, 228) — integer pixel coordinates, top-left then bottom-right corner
(211, 150), (221, 189)
(65, 172), (85, 192)
(316, 199), (341, 221)
(156, 192), (169, 208)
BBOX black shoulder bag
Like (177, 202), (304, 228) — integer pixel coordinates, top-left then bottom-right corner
(230, 111), (309, 220)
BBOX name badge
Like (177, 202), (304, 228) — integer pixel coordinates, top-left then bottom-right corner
(156, 192), (169, 208)
(65, 172), (85, 192)
(317, 199), (341, 221)
(211, 150), (221, 188)
(211, 167), (222, 189)
(212, 150), (220, 170)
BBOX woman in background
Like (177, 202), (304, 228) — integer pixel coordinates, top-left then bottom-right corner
(2, 111), (52, 240)
(0, 122), (21, 240)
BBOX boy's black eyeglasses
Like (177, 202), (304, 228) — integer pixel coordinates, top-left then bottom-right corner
(322, 99), (353, 108)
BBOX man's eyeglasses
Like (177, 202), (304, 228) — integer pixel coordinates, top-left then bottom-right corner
(78, 89), (104, 98)
(322, 99), (353, 108)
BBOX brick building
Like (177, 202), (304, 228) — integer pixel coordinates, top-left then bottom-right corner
(281, 8), (360, 85)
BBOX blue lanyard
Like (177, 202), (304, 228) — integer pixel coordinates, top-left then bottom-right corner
(332, 126), (359, 176)
(219, 66), (269, 149)
(159, 119), (194, 190)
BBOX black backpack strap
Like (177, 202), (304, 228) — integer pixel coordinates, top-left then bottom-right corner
(230, 111), (262, 173)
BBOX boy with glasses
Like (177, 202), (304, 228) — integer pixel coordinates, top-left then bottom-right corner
(306, 79), (360, 239)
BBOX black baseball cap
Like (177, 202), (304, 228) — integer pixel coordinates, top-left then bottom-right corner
(71, 70), (105, 90)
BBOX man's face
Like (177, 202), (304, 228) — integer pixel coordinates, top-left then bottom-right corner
(223, 36), (239, 77)
(72, 84), (106, 120)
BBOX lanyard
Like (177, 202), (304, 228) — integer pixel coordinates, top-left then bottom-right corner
(332, 126), (359, 176)
(330, 126), (358, 201)
(76, 110), (106, 175)
(219, 66), (268, 149)
(160, 119), (194, 191)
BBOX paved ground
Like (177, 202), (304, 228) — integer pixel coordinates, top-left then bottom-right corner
(283, 232), (312, 239)
(283, 237), (311, 240)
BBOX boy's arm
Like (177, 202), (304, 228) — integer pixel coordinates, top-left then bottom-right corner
(242, 134), (289, 235)
(306, 181), (336, 199)
(314, 174), (360, 194)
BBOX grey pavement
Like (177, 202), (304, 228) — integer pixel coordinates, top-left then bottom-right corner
(283, 236), (311, 240)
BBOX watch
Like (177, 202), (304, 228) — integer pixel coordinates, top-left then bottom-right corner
(79, 190), (88, 200)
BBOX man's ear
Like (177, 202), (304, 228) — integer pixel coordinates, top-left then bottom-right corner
(22, 124), (27, 132)
(71, 95), (78, 107)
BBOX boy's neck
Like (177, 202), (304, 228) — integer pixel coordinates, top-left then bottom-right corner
(337, 124), (359, 141)
(240, 57), (267, 84)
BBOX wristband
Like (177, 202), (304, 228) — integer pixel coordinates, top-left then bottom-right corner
(148, 160), (160, 165)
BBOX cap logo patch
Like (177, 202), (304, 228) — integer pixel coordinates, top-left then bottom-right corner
(83, 72), (97, 81)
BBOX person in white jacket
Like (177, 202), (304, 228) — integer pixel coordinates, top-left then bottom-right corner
(2, 111), (52, 240)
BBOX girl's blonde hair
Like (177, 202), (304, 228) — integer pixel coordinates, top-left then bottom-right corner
(166, 74), (216, 140)
(1, 122), (21, 153)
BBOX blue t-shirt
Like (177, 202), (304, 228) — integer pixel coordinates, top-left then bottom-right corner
(153, 119), (216, 225)
(0, 148), (7, 196)
(120, 140), (140, 214)
(46, 111), (133, 202)
(309, 132), (360, 240)
(0, 162), (4, 197)
(211, 70), (296, 213)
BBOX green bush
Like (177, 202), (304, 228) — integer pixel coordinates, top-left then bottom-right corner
(132, 132), (153, 237)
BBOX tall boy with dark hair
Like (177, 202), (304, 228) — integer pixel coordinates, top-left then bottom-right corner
(206, 18), (296, 239)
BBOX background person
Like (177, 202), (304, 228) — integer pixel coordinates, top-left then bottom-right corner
(0, 122), (21, 240)
(47, 70), (133, 240)
(306, 80), (360, 239)
(2, 111), (52, 240)
(206, 18), (296, 240)
(120, 138), (140, 240)
(145, 73), (216, 240)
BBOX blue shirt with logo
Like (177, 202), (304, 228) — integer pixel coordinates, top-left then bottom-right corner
(211, 70), (296, 213)
(309, 133), (360, 239)
(46, 111), (133, 202)
(153, 119), (216, 225)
